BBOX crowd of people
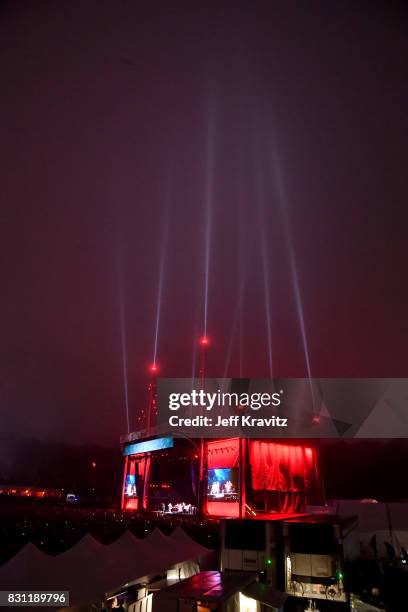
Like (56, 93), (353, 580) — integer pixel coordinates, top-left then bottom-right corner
(0, 502), (218, 566)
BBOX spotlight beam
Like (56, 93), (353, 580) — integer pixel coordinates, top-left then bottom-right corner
(223, 155), (247, 378)
(203, 96), (216, 337)
(152, 180), (171, 366)
(117, 253), (130, 433)
(270, 144), (316, 409)
(254, 142), (274, 379)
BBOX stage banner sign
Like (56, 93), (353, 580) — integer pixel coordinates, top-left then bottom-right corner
(157, 378), (408, 438)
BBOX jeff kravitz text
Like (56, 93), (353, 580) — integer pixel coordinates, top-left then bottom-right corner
(168, 414), (288, 428)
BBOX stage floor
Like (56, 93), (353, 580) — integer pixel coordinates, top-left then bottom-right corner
(147, 510), (309, 522)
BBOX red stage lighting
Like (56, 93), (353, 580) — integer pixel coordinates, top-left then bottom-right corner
(149, 363), (159, 374)
(312, 414), (321, 424)
(199, 336), (210, 347)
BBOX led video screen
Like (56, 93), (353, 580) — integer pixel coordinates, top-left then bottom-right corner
(207, 468), (239, 501)
(125, 474), (137, 498)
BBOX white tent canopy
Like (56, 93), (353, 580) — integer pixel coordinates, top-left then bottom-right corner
(0, 528), (213, 607)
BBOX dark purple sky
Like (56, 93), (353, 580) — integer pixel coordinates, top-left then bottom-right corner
(1, 1), (407, 445)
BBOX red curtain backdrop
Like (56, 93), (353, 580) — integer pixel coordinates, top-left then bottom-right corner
(121, 456), (129, 510)
(249, 442), (316, 492)
(142, 457), (151, 509)
(248, 441), (317, 514)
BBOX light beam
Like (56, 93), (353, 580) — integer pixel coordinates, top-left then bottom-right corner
(203, 96), (216, 337)
(117, 253), (130, 433)
(269, 144), (316, 409)
(152, 182), (171, 367)
(254, 142), (274, 379)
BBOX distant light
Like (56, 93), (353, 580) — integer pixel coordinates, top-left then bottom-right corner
(199, 336), (210, 347)
(312, 414), (321, 424)
(265, 558), (273, 566)
(149, 363), (159, 373)
(239, 593), (257, 611)
(91, 461), (96, 468)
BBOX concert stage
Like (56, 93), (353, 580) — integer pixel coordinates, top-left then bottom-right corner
(121, 433), (323, 519)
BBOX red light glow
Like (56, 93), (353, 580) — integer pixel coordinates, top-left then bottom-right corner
(125, 498), (139, 510)
(149, 363), (159, 373)
(207, 501), (240, 518)
(199, 336), (210, 347)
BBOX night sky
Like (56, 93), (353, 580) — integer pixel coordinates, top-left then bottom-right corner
(1, 1), (407, 445)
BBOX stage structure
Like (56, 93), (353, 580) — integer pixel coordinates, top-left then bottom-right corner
(122, 338), (323, 518)
(134, 363), (159, 435)
(121, 432), (323, 517)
